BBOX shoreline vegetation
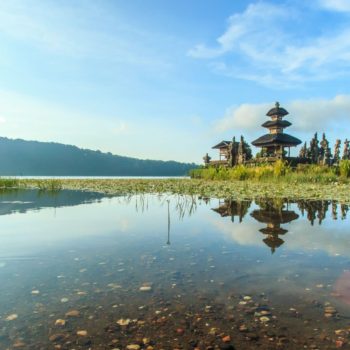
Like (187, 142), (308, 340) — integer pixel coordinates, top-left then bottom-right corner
(0, 162), (349, 204)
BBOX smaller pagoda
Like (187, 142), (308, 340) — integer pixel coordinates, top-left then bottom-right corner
(252, 102), (302, 158)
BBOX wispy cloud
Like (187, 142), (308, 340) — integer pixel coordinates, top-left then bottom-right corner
(188, 2), (350, 87)
(0, 1), (171, 70)
(319, 0), (350, 12)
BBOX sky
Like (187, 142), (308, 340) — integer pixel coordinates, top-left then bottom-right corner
(0, 0), (350, 163)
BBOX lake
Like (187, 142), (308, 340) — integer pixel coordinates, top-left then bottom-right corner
(0, 190), (349, 349)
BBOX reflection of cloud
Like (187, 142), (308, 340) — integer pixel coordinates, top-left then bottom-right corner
(208, 207), (350, 257)
(117, 218), (130, 232)
(283, 220), (350, 257)
(209, 216), (262, 247)
(334, 271), (350, 305)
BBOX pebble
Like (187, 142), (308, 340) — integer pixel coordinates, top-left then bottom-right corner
(335, 340), (344, 348)
(243, 296), (252, 301)
(13, 341), (26, 348)
(239, 324), (248, 332)
(260, 316), (270, 323)
(176, 328), (185, 335)
(5, 313), (18, 321)
(49, 333), (66, 342)
(220, 344), (235, 350)
(77, 330), (88, 336)
(222, 335), (231, 342)
(117, 318), (131, 326)
(55, 319), (66, 327)
(139, 286), (152, 292)
(65, 310), (80, 317)
(126, 345), (141, 350)
(77, 291), (87, 296)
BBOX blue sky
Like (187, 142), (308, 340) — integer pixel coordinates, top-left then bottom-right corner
(0, 0), (350, 162)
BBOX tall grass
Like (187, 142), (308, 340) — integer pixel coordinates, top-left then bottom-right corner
(0, 178), (20, 188)
(190, 161), (344, 184)
(36, 179), (63, 192)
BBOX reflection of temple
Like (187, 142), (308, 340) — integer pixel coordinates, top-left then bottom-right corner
(251, 201), (299, 253)
(210, 198), (348, 252)
(211, 199), (251, 222)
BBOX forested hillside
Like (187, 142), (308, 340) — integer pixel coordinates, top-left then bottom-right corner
(0, 137), (196, 176)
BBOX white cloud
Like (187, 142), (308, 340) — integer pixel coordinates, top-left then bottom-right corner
(189, 2), (350, 86)
(215, 95), (350, 141)
(319, 0), (350, 12)
(215, 103), (269, 133)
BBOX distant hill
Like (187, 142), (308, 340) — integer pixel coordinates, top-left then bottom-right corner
(0, 137), (197, 176)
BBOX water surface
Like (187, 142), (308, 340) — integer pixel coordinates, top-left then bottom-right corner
(0, 191), (349, 349)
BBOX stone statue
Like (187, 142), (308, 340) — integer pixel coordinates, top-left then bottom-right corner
(203, 153), (211, 165)
(343, 139), (349, 160)
(236, 135), (252, 164)
(324, 146), (331, 166)
(228, 136), (237, 167)
(320, 133), (331, 165)
(334, 139), (341, 164)
(299, 142), (307, 158)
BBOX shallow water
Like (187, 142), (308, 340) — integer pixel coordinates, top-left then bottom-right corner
(0, 190), (350, 349)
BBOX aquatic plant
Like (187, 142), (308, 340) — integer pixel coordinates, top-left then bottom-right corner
(0, 178), (20, 189)
(36, 179), (63, 192)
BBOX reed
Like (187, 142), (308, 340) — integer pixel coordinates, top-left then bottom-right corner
(0, 178), (20, 188)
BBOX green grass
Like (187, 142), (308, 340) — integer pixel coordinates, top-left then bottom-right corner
(36, 179), (63, 192)
(190, 160), (349, 184)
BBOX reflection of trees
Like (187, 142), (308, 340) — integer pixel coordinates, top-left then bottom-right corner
(211, 199), (252, 222)
(251, 200), (299, 254)
(297, 200), (349, 225)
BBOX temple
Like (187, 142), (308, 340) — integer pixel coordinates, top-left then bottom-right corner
(204, 101), (348, 167)
(252, 102), (302, 158)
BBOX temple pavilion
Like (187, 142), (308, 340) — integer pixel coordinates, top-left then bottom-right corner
(252, 102), (302, 158)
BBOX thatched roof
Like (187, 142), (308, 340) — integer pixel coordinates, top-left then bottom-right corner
(252, 133), (302, 147)
(262, 120), (291, 128)
(212, 140), (231, 149)
(251, 209), (299, 224)
(259, 227), (288, 235)
(266, 102), (289, 117)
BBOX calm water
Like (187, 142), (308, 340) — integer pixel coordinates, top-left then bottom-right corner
(0, 190), (350, 349)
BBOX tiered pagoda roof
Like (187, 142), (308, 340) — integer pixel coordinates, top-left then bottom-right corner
(252, 102), (302, 149)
